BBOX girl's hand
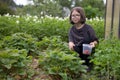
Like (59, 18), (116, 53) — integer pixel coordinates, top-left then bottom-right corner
(69, 42), (75, 50)
(90, 42), (95, 48)
(90, 41), (97, 48)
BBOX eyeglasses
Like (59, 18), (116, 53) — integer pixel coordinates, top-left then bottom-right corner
(71, 14), (80, 18)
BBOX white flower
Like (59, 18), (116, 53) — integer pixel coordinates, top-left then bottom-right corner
(34, 16), (38, 19)
(16, 20), (19, 24)
(33, 18), (37, 22)
(4, 13), (10, 17)
(15, 15), (20, 18)
(89, 18), (93, 22)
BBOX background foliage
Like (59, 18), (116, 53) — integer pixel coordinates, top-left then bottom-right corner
(0, 1), (15, 15)
(0, 0), (105, 18)
(0, 15), (104, 41)
(91, 39), (120, 80)
(0, 15), (120, 80)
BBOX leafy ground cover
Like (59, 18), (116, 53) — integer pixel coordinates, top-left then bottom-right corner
(1, 15), (120, 80)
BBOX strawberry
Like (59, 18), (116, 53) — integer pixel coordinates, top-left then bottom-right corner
(83, 50), (90, 55)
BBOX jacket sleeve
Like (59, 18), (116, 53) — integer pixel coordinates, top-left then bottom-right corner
(88, 27), (99, 43)
(68, 28), (74, 42)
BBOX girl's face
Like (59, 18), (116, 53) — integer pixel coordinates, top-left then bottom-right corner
(71, 10), (81, 24)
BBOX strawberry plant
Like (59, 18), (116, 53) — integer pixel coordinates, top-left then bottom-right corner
(38, 36), (87, 80)
(1, 33), (40, 56)
(0, 49), (33, 79)
(0, 15), (104, 41)
(91, 39), (120, 79)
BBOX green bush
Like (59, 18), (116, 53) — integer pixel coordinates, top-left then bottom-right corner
(84, 6), (100, 18)
(91, 39), (120, 80)
(0, 33), (40, 56)
(1, 15), (120, 80)
(38, 36), (87, 80)
(0, 1), (14, 15)
(0, 15), (104, 41)
(0, 49), (33, 79)
(0, 16), (19, 39)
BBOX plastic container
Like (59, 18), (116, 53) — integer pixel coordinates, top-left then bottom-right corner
(82, 44), (92, 55)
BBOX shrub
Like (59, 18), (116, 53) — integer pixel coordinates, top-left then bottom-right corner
(0, 49), (33, 79)
(0, 1), (14, 15)
(0, 33), (40, 56)
(0, 15), (104, 41)
(38, 36), (87, 80)
(91, 39), (120, 80)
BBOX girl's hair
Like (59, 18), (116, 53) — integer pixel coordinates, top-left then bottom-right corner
(69, 7), (86, 24)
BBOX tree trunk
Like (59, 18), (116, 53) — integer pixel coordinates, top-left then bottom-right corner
(105, 0), (120, 39)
